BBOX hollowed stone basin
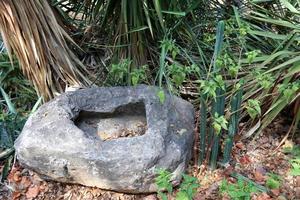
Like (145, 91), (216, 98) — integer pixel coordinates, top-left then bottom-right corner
(15, 85), (195, 193)
(75, 102), (147, 141)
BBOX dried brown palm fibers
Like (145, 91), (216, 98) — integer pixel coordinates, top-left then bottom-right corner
(0, 0), (91, 101)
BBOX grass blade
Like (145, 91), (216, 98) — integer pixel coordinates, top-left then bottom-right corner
(0, 86), (16, 114)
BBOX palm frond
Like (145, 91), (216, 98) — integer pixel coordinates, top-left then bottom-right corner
(0, 0), (91, 101)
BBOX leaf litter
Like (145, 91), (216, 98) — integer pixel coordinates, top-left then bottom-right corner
(0, 115), (298, 200)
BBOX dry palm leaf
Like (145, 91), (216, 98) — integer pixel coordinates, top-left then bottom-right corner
(0, 0), (91, 101)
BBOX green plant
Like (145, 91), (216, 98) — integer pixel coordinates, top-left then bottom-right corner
(199, 79), (219, 100)
(155, 169), (173, 200)
(156, 38), (199, 93)
(212, 113), (228, 135)
(245, 50), (261, 64)
(198, 94), (207, 165)
(176, 174), (199, 200)
(108, 59), (131, 85)
(155, 169), (199, 200)
(284, 145), (300, 176)
(209, 86), (226, 170)
(266, 173), (282, 190)
(283, 145), (300, 157)
(3, 0), (300, 176)
(254, 70), (274, 90)
(0, 87), (40, 182)
(198, 20), (245, 168)
(219, 178), (259, 200)
(157, 89), (166, 104)
(0, 46), (40, 181)
(167, 63), (187, 87)
(290, 158), (300, 176)
(51, 0), (192, 68)
(223, 82), (243, 164)
(130, 65), (148, 86)
(108, 59), (149, 86)
(246, 99), (261, 120)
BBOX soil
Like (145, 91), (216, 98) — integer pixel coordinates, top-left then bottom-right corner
(0, 116), (299, 200)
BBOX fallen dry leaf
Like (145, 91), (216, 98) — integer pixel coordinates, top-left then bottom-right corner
(239, 155), (251, 165)
(235, 142), (245, 150)
(0, 115), (298, 200)
(270, 188), (280, 196)
(223, 166), (234, 177)
(255, 193), (272, 200)
(13, 171), (22, 182)
(12, 191), (21, 200)
(39, 182), (49, 192)
(7, 168), (18, 183)
(26, 185), (40, 199)
(31, 174), (43, 185)
(20, 176), (32, 188)
(221, 194), (231, 200)
(227, 177), (236, 184)
(254, 170), (265, 182)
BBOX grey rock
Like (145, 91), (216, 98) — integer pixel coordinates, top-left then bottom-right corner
(15, 85), (195, 193)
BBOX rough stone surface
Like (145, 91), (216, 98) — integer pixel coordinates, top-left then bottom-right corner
(15, 85), (195, 193)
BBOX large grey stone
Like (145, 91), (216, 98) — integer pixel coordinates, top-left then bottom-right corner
(15, 85), (195, 193)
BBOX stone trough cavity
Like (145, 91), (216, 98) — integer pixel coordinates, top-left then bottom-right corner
(15, 85), (195, 193)
(75, 102), (147, 141)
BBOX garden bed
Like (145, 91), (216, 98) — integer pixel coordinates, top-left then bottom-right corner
(0, 115), (298, 200)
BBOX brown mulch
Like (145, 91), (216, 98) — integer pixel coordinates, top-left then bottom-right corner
(193, 116), (299, 200)
(0, 167), (154, 200)
(0, 116), (299, 200)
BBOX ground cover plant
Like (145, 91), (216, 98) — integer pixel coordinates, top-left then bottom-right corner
(155, 169), (199, 200)
(219, 177), (259, 200)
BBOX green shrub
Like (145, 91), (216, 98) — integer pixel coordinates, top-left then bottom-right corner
(155, 169), (199, 200)
(265, 173), (282, 190)
(219, 178), (259, 200)
(284, 145), (300, 176)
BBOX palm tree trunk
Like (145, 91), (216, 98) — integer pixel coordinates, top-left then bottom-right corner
(0, 0), (90, 101)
